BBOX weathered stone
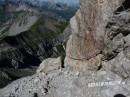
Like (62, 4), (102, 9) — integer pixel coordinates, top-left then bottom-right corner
(104, 10), (130, 55)
(1, 70), (130, 97)
(65, 0), (125, 70)
(124, 34), (130, 47)
(37, 57), (62, 74)
(102, 52), (130, 79)
(64, 54), (102, 72)
(123, 46), (130, 60)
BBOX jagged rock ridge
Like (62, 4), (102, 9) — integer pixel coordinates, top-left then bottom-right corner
(0, 2), (69, 69)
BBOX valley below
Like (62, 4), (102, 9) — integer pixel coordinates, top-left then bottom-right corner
(0, 0), (76, 88)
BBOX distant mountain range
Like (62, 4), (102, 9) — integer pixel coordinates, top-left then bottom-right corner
(5, 0), (79, 7)
(0, 0), (79, 20)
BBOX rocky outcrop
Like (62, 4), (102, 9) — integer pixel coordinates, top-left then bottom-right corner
(0, 68), (36, 88)
(0, 67), (130, 97)
(8, 13), (38, 36)
(37, 57), (62, 74)
(66, 0), (123, 59)
(65, 0), (130, 71)
(1, 0), (130, 97)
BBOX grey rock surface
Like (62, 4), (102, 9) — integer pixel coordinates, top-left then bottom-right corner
(65, 0), (128, 71)
(0, 68), (130, 97)
(0, 68), (36, 88)
(37, 57), (62, 74)
(104, 10), (130, 58)
(103, 52), (130, 79)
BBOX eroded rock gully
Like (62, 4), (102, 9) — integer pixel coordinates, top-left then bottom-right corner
(1, 0), (130, 97)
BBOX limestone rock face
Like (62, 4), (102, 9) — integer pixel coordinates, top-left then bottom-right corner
(103, 52), (130, 79)
(103, 10), (130, 57)
(65, 54), (102, 71)
(37, 57), (62, 74)
(66, 0), (123, 59)
(65, 0), (129, 71)
(1, 69), (130, 97)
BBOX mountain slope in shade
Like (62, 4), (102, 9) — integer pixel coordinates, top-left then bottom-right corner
(0, 0), (72, 88)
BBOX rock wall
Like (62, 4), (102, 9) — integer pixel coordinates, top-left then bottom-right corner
(65, 0), (128, 71)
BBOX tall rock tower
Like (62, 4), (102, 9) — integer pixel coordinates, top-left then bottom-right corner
(65, 0), (124, 71)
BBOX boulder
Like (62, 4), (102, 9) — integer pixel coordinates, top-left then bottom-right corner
(37, 57), (62, 74)
(103, 52), (130, 79)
